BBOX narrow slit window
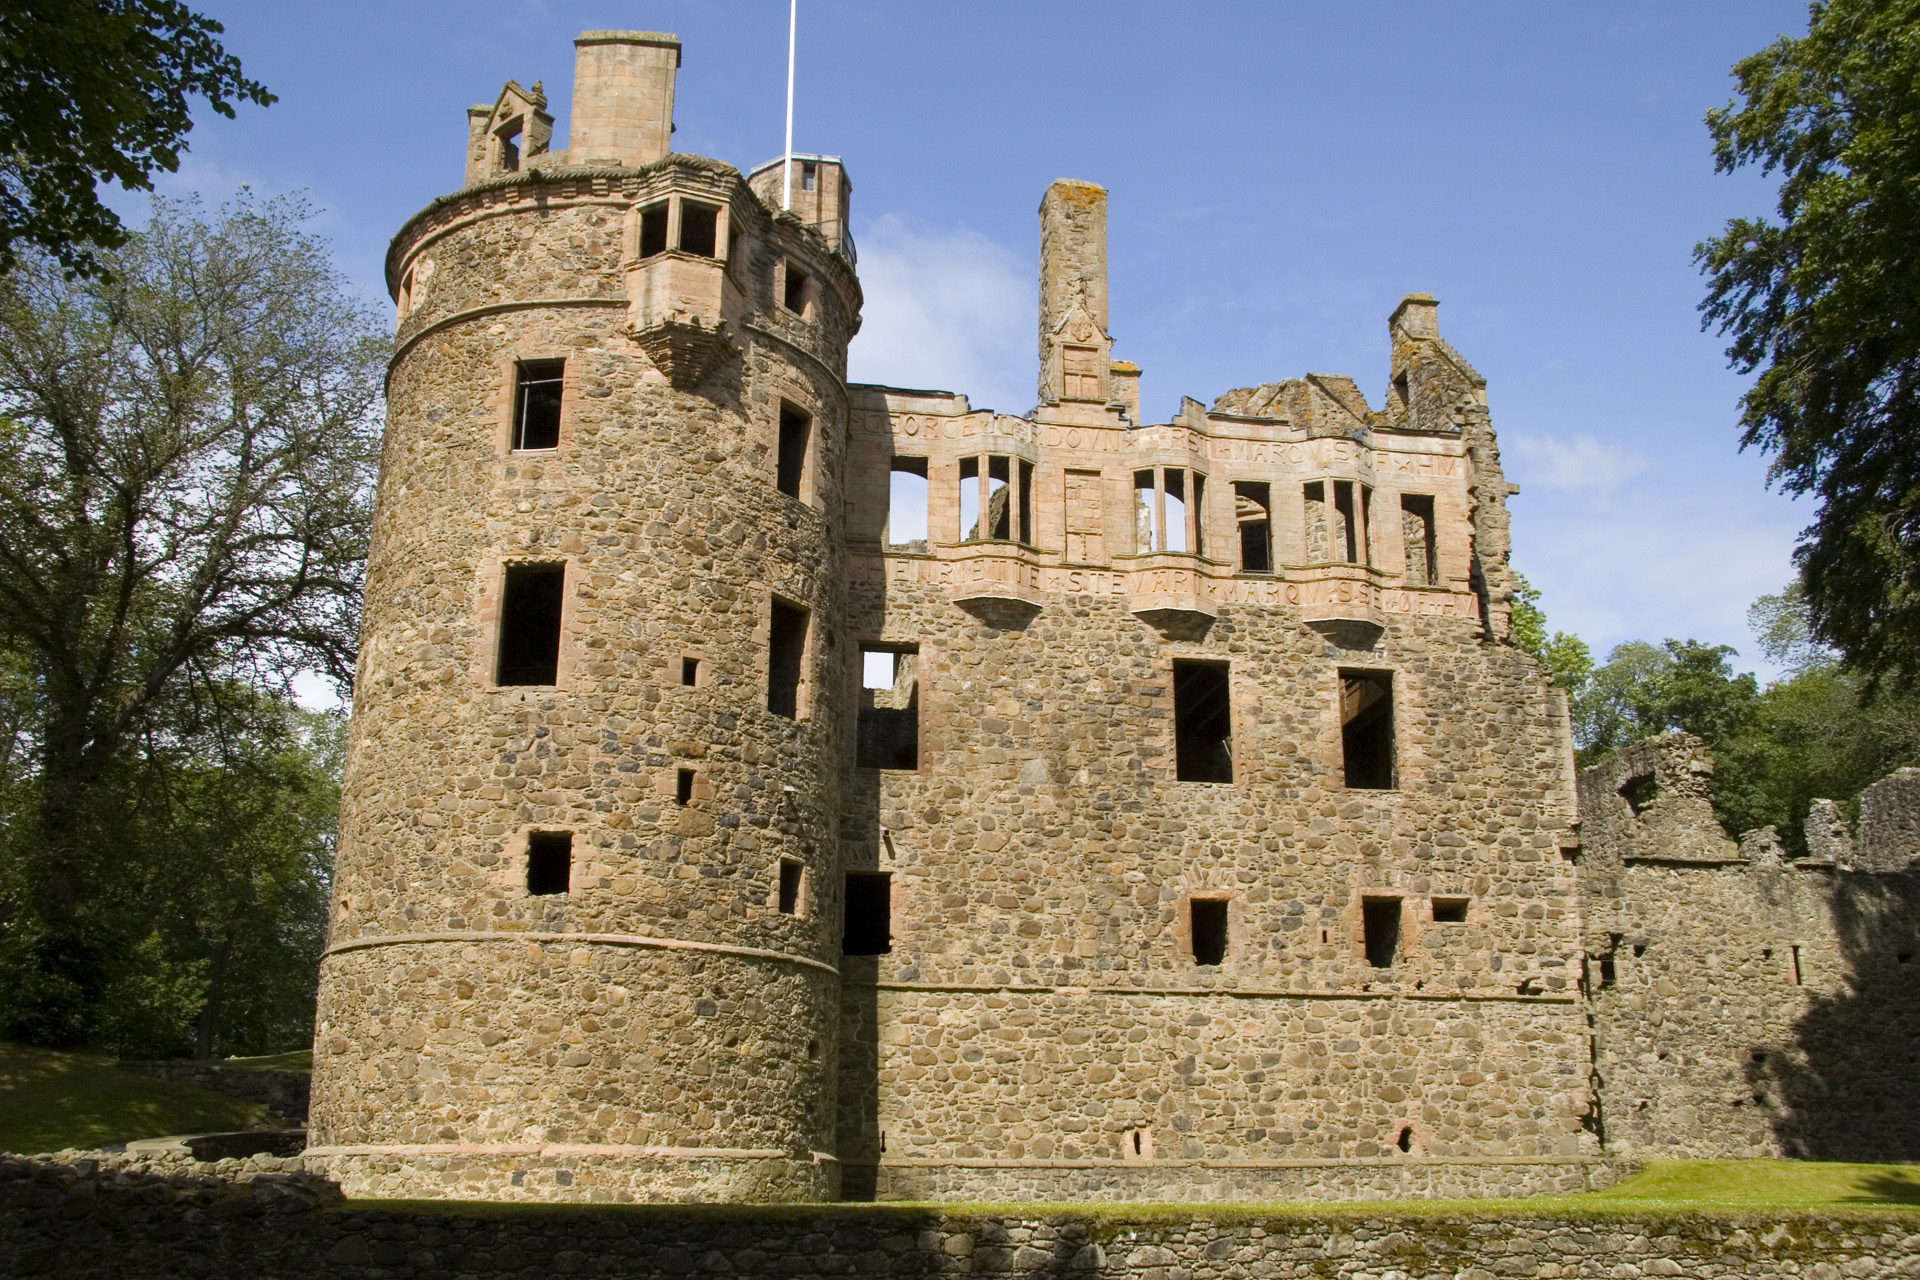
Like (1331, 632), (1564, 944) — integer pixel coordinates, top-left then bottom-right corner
(1363, 898), (1401, 968)
(1173, 660), (1233, 783)
(679, 202), (718, 257)
(496, 564), (565, 686)
(1791, 944), (1805, 986)
(1018, 460), (1034, 545)
(680, 657), (699, 687)
(779, 859), (804, 914)
(675, 769), (695, 806)
(987, 456), (1011, 540)
(843, 871), (891, 955)
(638, 202), (669, 259)
(1333, 480), (1359, 562)
(512, 360), (564, 450)
(784, 262), (809, 314)
(1164, 470), (1189, 553)
(1190, 898), (1228, 966)
(801, 159), (818, 192)
(1340, 670), (1394, 789)
(857, 645), (919, 769)
(1304, 481), (1329, 561)
(767, 599), (808, 718)
(777, 404), (811, 498)
(1432, 897), (1469, 923)
(1235, 482), (1272, 573)
(1191, 473), (1206, 555)
(886, 457), (929, 551)
(1134, 470), (1158, 551)
(959, 457), (981, 540)
(526, 831), (571, 896)
(1401, 494), (1436, 586)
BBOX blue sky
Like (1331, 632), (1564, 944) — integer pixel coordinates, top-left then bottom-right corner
(137, 1), (1814, 674)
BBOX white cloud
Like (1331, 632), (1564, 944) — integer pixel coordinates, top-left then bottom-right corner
(846, 214), (1030, 415)
(1506, 432), (1647, 496)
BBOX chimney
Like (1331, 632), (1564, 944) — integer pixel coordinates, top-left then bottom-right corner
(1038, 180), (1112, 405)
(570, 31), (681, 167)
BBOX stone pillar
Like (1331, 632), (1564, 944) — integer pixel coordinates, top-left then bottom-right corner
(1037, 180), (1111, 405)
(570, 31), (680, 166)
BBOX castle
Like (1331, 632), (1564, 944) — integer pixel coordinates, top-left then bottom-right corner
(306, 30), (1920, 1203)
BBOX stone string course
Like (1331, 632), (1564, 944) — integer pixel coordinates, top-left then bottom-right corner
(5, 1155), (1919, 1279)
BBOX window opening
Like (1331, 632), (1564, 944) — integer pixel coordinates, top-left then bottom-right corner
(843, 872), (891, 955)
(987, 456), (1011, 540)
(777, 404), (811, 498)
(726, 228), (743, 269)
(678, 202), (718, 257)
(1401, 494), (1436, 586)
(1190, 898), (1228, 966)
(778, 859), (803, 915)
(1791, 944), (1805, 986)
(638, 202), (669, 259)
(857, 645), (919, 769)
(1064, 469), (1106, 563)
(1619, 773), (1659, 816)
(784, 262), (809, 314)
(959, 457), (980, 541)
(1396, 1126), (1413, 1154)
(886, 457), (929, 551)
(1134, 467), (1204, 552)
(496, 564), (565, 686)
(1173, 660), (1233, 783)
(1432, 897), (1469, 923)
(1393, 371), (1410, 412)
(526, 831), (571, 895)
(675, 769), (695, 806)
(767, 599), (808, 718)
(1340, 670), (1394, 789)
(1019, 460), (1034, 546)
(511, 360), (564, 451)
(1304, 481), (1328, 561)
(498, 125), (522, 172)
(1164, 469), (1189, 552)
(1134, 470), (1158, 551)
(680, 657), (699, 687)
(1333, 480), (1359, 563)
(1235, 482), (1271, 573)
(961, 455), (1027, 542)
(1363, 898), (1401, 968)
(801, 159), (817, 192)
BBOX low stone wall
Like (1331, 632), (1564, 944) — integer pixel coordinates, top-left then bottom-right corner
(5, 1155), (1918, 1279)
(117, 1060), (310, 1124)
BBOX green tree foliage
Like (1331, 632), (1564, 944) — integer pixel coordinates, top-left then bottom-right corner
(0, 194), (380, 1051)
(1697, 0), (1920, 689)
(1509, 573), (1593, 693)
(0, 1), (273, 275)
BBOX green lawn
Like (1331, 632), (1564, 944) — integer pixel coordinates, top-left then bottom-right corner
(0, 1041), (266, 1154)
(1570, 1158), (1920, 1211)
(218, 1048), (311, 1072)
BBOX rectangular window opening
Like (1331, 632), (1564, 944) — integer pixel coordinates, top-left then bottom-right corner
(1791, 944), (1805, 986)
(1235, 482), (1272, 573)
(638, 202), (669, 259)
(526, 831), (571, 896)
(779, 859), (804, 914)
(886, 457), (929, 551)
(1340, 670), (1394, 789)
(986, 455), (1011, 540)
(857, 645), (919, 769)
(801, 160), (818, 192)
(1190, 898), (1228, 966)
(1401, 494), (1436, 586)
(843, 871), (892, 955)
(1363, 898), (1401, 968)
(498, 126), (521, 173)
(680, 657), (700, 687)
(678, 202), (718, 257)
(1304, 480), (1329, 562)
(784, 262), (809, 314)
(496, 563), (565, 686)
(1134, 470), (1158, 551)
(675, 768), (695, 806)
(1164, 469), (1189, 553)
(959, 457), (981, 540)
(1333, 480), (1358, 563)
(767, 599), (808, 718)
(1173, 660), (1233, 784)
(1018, 460), (1034, 545)
(1432, 897), (1469, 923)
(512, 360), (564, 451)
(777, 404), (811, 498)
(1191, 473), (1206, 556)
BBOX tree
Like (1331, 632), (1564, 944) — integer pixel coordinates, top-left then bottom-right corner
(1697, 0), (1920, 690)
(0, 1), (273, 276)
(0, 193), (381, 1045)
(1573, 639), (1761, 767)
(1509, 573), (1594, 693)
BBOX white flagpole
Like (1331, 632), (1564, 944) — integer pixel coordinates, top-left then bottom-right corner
(782, 0), (797, 211)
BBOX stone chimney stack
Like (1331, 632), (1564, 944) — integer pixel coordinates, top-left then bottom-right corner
(570, 31), (681, 166)
(1037, 180), (1113, 406)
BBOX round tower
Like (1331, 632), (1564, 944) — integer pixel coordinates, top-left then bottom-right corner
(306, 31), (862, 1202)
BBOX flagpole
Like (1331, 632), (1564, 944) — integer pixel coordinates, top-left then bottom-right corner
(782, 0), (797, 211)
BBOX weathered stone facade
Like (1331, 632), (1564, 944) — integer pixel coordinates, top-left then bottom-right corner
(307, 28), (1920, 1205)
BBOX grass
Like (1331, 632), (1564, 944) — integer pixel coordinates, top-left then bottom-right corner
(0, 1041), (266, 1154)
(218, 1048), (311, 1072)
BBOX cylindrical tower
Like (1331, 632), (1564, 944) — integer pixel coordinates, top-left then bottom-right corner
(306, 31), (863, 1202)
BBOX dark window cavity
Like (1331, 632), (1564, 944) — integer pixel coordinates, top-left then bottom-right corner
(784, 262), (809, 314)
(843, 871), (891, 955)
(526, 831), (571, 895)
(1190, 898), (1228, 966)
(496, 564), (565, 686)
(801, 159), (818, 192)
(639, 202), (669, 259)
(778, 860), (803, 915)
(680, 657), (699, 687)
(1235, 481), (1272, 573)
(777, 404), (811, 498)
(1432, 897), (1469, 923)
(675, 768), (694, 806)
(767, 599), (808, 718)
(678, 202), (718, 257)
(1173, 660), (1233, 783)
(1401, 494), (1436, 586)
(887, 457), (929, 551)
(512, 360), (564, 450)
(857, 645), (919, 769)
(498, 126), (521, 172)
(1397, 1126), (1413, 1153)
(1619, 773), (1660, 815)
(1363, 898), (1401, 968)
(1340, 670), (1394, 789)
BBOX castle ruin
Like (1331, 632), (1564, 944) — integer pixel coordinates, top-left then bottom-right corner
(306, 31), (1920, 1203)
